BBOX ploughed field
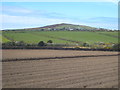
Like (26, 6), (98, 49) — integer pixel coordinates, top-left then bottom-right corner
(2, 49), (118, 88)
(2, 49), (118, 61)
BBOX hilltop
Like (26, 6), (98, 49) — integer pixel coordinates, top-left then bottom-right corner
(24, 23), (108, 31)
(40, 23), (97, 30)
(4, 23), (111, 31)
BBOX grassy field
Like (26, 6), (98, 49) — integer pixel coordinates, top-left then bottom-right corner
(0, 32), (10, 43)
(2, 31), (119, 44)
(2, 31), (71, 44)
(97, 32), (118, 36)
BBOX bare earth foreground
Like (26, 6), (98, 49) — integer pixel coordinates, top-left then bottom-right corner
(2, 49), (118, 88)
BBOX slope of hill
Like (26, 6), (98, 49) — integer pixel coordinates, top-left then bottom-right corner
(40, 23), (97, 30)
(3, 23), (112, 31)
(24, 23), (100, 31)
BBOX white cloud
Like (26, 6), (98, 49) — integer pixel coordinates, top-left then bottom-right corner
(2, 6), (33, 14)
(1, 14), (74, 29)
(1, 1), (118, 30)
(1, 14), (68, 24)
(105, 0), (119, 4)
(1, 14), (118, 30)
(5, 8), (32, 14)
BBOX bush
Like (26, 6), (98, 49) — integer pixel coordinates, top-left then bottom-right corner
(2, 41), (16, 46)
(83, 43), (89, 47)
(112, 43), (120, 51)
(38, 41), (46, 46)
(103, 46), (112, 50)
(47, 40), (53, 43)
(15, 41), (26, 46)
(74, 46), (80, 49)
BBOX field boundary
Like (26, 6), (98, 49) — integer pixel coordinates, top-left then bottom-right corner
(2, 34), (14, 42)
(33, 32), (83, 44)
(2, 46), (118, 51)
(2, 54), (119, 62)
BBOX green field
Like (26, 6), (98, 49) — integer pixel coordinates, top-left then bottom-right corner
(2, 31), (119, 44)
(99, 32), (118, 36)
(0, 31), (10, 43)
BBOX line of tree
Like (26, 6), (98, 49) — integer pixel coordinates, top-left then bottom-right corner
(2, 40), (53, 47)
(1, 40), (120, 51)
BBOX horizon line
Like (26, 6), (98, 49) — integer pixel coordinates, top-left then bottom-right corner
(1, 23), (118, 30)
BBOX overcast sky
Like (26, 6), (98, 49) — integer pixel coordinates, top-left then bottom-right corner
(1, 1), (119, 30)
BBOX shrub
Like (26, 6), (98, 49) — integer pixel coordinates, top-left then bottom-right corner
(47, 40), (53, 43)
(15, 41), (26, 46)
(2, 41), (16, 46)
(75, 46), (80, 49)
(112, 43), (120, 51)
(38, 41), (45, 46)
(83, 43), (89, 47)
(103, 46), (112, 50)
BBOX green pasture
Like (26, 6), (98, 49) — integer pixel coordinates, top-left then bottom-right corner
(96, 32), (119, 37)
(0, 32), (10, 43)
(2, 31), (71, 44)
(33, 31), (118, 44)
(2, 30), (119, 44)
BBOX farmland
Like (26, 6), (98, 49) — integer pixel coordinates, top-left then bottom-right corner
(2, 49), (118, 88)
(2, 31), (119, 44)
(0, 36), (10, 43)
(1, 25), (119, 88)
(2, 49), (118, 61)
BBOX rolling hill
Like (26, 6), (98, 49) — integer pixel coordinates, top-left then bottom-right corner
(9, 23), (108, 31)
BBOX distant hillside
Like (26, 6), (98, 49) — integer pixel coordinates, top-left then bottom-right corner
(41, 23), (97, 30)
(23, 23), (108, 31)
(3, 23), (112, 31)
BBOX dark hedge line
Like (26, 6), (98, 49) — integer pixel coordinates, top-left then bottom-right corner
(1, 41), (120, 51)
(1, 46), (118, 51)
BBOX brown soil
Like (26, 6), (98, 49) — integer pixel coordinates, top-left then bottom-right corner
(2, 50), (118, 88)
(2, 49), (118, 60)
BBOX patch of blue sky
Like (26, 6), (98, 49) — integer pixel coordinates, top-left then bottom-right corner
(1, 2), (118, 30)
